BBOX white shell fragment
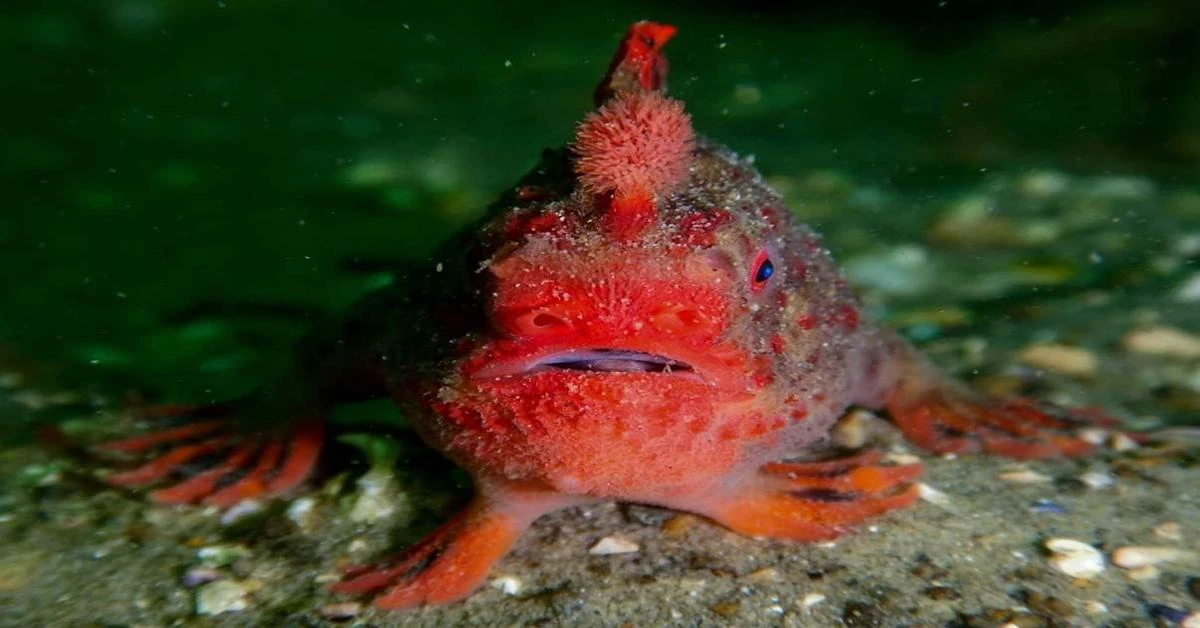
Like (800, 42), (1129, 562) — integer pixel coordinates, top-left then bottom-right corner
(917, 482), (951, 506)
(1109, 433), (1139, 452)
(997, 468), (1052, 484)
(490, 575), (523, 595)
(1045, 538), (1106, 579)
(588, 536), (640, 555)
(1078, 470), (1115, 490)
(1121, 326), (1200, 359)
(195, 580), (250, 616)
(1078, 428), (1109, 445)
(800, 592), (827, 608)
(1017, 343), (1098, 377)
(1111, 546), (1196, 569)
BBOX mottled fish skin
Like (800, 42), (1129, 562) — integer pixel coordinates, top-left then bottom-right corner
(95, 21), (1107, 611)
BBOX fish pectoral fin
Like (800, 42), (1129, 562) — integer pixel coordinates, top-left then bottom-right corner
(331, 487), (577, 609)
(674, 452), (922, 542)
(885, 379), (1113, 459)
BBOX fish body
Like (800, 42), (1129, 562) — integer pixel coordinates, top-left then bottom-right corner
(98, 22), (1102, 609)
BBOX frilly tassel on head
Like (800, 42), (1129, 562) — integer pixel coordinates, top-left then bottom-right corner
(573, 22), (694, 241)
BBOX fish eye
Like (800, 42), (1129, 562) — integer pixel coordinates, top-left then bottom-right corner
(750, 248), (774, 291)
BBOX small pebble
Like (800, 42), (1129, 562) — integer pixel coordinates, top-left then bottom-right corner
(1016, 170), (1070, 198)
(490, 575), (523, 595)
(710, 601), (740, 618)
(1078, 470), (1114, 489)
(1111, 546), (1196, 569)
(219, 500), (265, 526)
(1109, 432), (1139, 452)
(1122, 326), (1200, 360)
(182, 568), (222, 588)
(1154, 522), (1183, 542)
(1126, 565), (1160, 581)
(1045, 538), (1106, 579)
(589, 536), (640, 555)
(1017, 343), (1097, 378)
(917, 482), (951, 507)
(196, 544), (251, 567)
(1175, 272), (1200, 303)
(286, 497), (319, 531)
(745, 567), (781, 583)
(1078, 428), (1109, 445)
(801, 592), (827, 608)
(318, 603), (360, 621)
(1030, 499), (1068, 515)
(831, 409), (881, 449)
(883, 452), (921, 466)
(997, 468), (1052, 484)
(1083, 601), (1108, 615)
(195, 580), (250, 616)
(662, 514), (695, 537)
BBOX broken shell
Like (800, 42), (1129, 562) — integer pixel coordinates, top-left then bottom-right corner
(917, 483), (951, 507)
(1045, 538), (1106, 579)
(800, 592), (826, 608)
(195, 580), (250, 616)
(1078, 470), (1115, 490)
(1017, 343), (1098, 378)
(490, 575), (523, 595)
(1125, 565), (1160, 581)
(589, 536), (640, 555)
(1109, 432), (1139, 452)
(1122, 326), (1200, 359)
(1111, 546), (1196, 569)
(1078, 428), (1109, 445)
(997, 468), (1052, 484)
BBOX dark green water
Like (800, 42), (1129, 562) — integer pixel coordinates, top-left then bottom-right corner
(2, 0), (1197, 406)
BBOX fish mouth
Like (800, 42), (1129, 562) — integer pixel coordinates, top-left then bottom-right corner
(472, 348), (700, 380)
(532, 349), (695, 374)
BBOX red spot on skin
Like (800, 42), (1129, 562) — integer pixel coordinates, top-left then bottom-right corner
(750, 355), (775, 388)
(504, 210), (570, 240)
(832, 305), (859, 331)
(759, 206), (784, 230)
(573, 90), (695, 240)
(790, 407), (809, 422)
(674, 209), (732, 247)
(812, 392), (827, 403)
(770, 334), (786, 354)
(796, 313), (817, 330)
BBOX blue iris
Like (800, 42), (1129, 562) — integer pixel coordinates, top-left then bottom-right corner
(755, 258), (774, 283)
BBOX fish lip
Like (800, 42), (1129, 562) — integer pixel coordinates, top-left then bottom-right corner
(471, 348), (702, 381)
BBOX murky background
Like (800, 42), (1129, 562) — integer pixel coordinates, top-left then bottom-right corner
(3, 1), (1197, 414)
